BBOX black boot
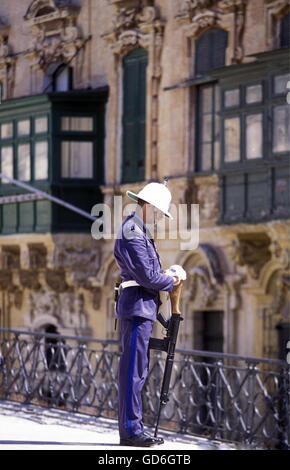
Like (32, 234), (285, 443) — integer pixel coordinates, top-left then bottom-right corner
(120, 432), (164, 447)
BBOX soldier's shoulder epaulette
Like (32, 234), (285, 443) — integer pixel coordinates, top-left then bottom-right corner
(122, 218), (144, 239)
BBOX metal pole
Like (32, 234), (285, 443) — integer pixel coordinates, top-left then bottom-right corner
(0, 173), (96, 221)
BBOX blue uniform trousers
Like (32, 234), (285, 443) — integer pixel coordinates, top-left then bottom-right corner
(118, 316), (153, 439)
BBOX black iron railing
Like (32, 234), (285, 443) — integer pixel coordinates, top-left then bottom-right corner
(0, 328), (289, 449)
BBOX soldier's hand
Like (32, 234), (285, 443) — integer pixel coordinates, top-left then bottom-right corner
(173, 275), (181, 286)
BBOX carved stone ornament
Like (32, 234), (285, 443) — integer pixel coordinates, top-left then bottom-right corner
(271, 271), (290, 318)
(176, 0), (248, 64)
(24, 0), (85, 70)
(195, 175), (219, 224)
(19, 270), (41, 290)
(0, 18), (15, 100)
(53, 243), (101, 271)
(45, 268), (69, 292)
(28, 288), (88, 330)
(182, 243), (224, 308)
(229, 233), (272, 280)
(186, 265), (219, 308)
(102, 5), (164, 57)
(265, 0), (290, 48)
(224, 272), (245, 311)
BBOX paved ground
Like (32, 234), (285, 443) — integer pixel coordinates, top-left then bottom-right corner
(0, 401), (237, 451)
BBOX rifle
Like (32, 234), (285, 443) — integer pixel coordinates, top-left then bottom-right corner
(149, 280), (184, 438)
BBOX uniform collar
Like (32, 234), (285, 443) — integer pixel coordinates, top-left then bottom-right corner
(130, 211), (154, 241)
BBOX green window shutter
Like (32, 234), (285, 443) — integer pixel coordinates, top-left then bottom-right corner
(122, 48), (148, 183)
(195, 28), (228, 76)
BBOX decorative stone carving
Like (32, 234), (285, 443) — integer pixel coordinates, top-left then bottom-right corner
(28, 288), (88, 330)
(19, 270), (41, 290)
(187, 265), (219, 308)
(195, 175), (219, 223)
(102, 3), (165, 180)
(176, 0), (248, 64)
(59, 292), (88, 329)
(91, 287), (102, 310)
(53, 243), (101, 271)
(224, 272), (245, 311)
(265, 0), (289, 48)
(45, 269), (68, 292)
(24, 0), (86, 81)
(229, 233), (272, 279)
(271, 271), (290, 318)
(0, 270), (12, 290)
(0, 18), (15, 100)
(182, 243), (224, 309)
(28, 244), (47, 269)
(268, 242), (290, 318)
(1, 246), (20, 269)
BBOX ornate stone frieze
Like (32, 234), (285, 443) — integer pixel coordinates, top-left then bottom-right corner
(45, 268), (69, 292)
(24, 0), (85, 71)
(28, 289), (88, 331)
(1, 246), (20, 270)
(19, 270), (41, 290)
(53, 242), (101, 271)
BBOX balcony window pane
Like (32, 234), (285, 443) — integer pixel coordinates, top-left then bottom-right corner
(35, 141), (48, 180)
(17, 119), (30, 136)
(201, 86), (213, 113)
(1, 122), (13, 139)
(1, 146), (13, 183)
(224, 89), (240, 108)
(246, 84), (263, 104)
(201, 143), (212, 171)
(18, 144), (31, 181)
(224, 117), (240, 162)
(273, 105), (290, 153)
(202, 114), (213, 141)
(61, 117), (93, 132)
(35, 117), (48, 134)
(246, 113), (263, 159)
(61, 141), (93, 178)
(274, 73), (290, 94)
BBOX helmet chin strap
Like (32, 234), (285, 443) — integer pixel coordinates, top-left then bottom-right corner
(153, 208), (158, 239)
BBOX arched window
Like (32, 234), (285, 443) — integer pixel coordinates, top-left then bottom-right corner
(195, 28), (228, 77)
(280, 12), (290, 48)
(122, 47), (148, 183)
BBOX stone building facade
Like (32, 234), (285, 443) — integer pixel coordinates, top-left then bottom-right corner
(0, 0), (289, 360)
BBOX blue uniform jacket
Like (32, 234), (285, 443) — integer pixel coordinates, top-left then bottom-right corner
(114, 211), (174, 321)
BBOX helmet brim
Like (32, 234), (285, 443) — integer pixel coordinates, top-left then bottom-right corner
(126, 190), (173, 220)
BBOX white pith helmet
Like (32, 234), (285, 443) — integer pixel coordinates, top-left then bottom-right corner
(126, 180), (173, 220)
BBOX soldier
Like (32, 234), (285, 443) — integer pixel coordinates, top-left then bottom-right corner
(114, 182), (181, 447)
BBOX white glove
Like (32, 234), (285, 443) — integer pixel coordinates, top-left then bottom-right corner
(165, 264), (187, 280)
